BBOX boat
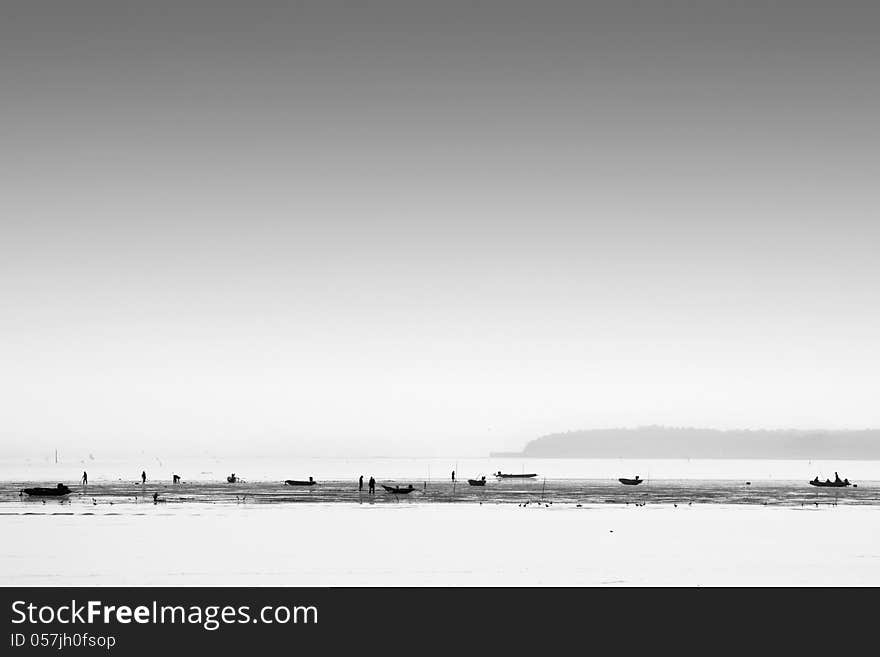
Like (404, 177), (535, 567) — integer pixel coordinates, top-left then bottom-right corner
(619, 477), (643, 486)
(226, 474), (238, 483)
(494, 471), (537, 479)
(809, 479), (851, 488)
(468, 477), (487, 486)
(22, 484), (72, 497)
(382, 484), (415, 494)
(285, 479), (316, 486)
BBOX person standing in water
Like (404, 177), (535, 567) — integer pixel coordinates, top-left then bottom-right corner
(359, 475), (364, 492)
(81, 471), (88, 486)
(141, 470), (146, 485)
(451, 470), (455, 482)
(368, 476), (375, 494)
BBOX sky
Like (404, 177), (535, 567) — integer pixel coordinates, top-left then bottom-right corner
(2, 1), (880, 457)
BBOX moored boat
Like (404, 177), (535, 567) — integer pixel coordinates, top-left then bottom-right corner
(809, 473), (851, 488)
(285, 478), (316, 486)
(809, 479), (851, 488)
(494, 471), (537, 479)
(382, 484), (415, 494)
(619, 476), (643, 486)
(22, 484), (72, 497)
(468, 477), (487, 486)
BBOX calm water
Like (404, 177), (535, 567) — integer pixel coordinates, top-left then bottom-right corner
(3, 504), (880, 586)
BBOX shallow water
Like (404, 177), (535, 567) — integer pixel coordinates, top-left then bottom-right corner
(2, 456), (878, 510)
(1, 477), (877, 511)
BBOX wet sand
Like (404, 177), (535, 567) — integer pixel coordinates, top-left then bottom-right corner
(2, 477), (877, 511)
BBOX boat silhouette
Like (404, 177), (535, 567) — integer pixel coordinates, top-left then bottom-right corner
(23, 484), (72, 497)
(382, 484), (415, 494)
(494, 471), (537, 479)
(809, 478), (851, 488)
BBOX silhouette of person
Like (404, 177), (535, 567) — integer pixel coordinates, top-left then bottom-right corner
(173, 474), (181, 484)
(81, 471), (88, 486)
(359, 475), (364, 491)
(152, 492), (158, 504)
(141, 471), (146, 484)
(451, 470), (455, 482)
(834, 471), (841, 484)
(369, 476), (375, 494)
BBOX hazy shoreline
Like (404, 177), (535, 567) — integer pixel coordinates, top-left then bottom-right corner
(511, 427), (880, 460)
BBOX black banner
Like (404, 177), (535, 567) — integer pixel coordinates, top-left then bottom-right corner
(1, 587), (874, 655)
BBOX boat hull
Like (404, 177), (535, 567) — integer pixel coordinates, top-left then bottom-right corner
(495, 474), (537, 479)
(381, 485), (415, 494)
(285, 480), (316, 486)
(809, 481), (850, 488)
(467, 479), (486, 486)
(619, 478), (643, 486)
(23, 486), (72, 497)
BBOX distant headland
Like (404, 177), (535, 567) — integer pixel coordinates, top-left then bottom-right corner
(491, 426), (880, 460)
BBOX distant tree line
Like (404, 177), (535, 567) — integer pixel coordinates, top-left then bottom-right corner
(513, 426), (880, 459)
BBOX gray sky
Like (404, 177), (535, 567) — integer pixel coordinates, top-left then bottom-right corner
(2, 1), (880, 457)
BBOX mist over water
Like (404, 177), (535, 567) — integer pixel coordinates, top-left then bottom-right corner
(3, 1), (880, 459)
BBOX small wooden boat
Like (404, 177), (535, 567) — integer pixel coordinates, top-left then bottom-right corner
(23, 484), (72, 497)
(382, 484), (415, 494)
(468, 477), (487, 486)
(619, 477), (643, 486)
(285, 479), (316, 486)
(494, 472), (537, 479)
(809, 479), (851, 488)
